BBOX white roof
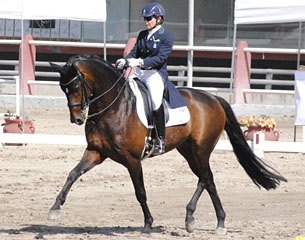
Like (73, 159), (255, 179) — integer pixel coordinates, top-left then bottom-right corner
(235, 0), (305, 24)
(0, 0), (106, 22)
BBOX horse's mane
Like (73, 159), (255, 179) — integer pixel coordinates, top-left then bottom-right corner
(67, 54), (119, 76)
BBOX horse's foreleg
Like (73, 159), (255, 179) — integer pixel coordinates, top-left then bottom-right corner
(48, 149), (103, 220)
(127, 162), (153, 232)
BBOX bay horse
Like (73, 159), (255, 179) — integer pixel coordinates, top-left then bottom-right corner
(49, 55), (286, 235)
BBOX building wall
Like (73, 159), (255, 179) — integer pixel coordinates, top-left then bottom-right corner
(0, 0), (304, 49)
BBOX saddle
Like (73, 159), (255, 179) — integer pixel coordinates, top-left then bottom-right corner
(135, 79), (169, 126)
(127, 78), (190, 160)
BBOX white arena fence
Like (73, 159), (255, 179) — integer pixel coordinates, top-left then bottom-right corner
(1, 131), (305, 155)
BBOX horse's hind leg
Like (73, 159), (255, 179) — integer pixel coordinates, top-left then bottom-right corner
(48, 149), (103, 220)
(186, 166), (226, 235)
(203, 167), (227, 235)
(178, 146), (226, 235)
(184, 180), (205, 233)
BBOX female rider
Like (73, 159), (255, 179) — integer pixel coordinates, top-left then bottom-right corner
(116, 3), (173, 154)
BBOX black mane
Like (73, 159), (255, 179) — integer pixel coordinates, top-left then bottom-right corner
(67, 54), (119, 75)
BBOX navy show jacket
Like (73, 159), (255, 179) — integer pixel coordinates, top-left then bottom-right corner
(125, 26), (173, 82)
(125, 26), (187, 108)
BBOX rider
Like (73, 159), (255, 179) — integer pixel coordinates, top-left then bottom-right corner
(116, 2), (173, 154)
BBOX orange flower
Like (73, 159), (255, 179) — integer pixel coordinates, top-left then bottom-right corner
(239, 115), (276, 129)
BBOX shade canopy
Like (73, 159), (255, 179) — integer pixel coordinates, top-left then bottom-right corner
(235, 0), (305, 25)
(0, 0), (106, 21)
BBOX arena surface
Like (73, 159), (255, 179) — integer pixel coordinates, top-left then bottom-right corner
(0, 107), (304, 239)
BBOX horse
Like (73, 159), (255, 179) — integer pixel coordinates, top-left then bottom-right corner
(48, 54), (286, 235)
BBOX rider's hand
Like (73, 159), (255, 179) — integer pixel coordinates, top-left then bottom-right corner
(127, 58), (144, 68)
(115, 58), (126, 69)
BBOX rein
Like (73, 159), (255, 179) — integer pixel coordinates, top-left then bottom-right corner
(87, 73), (126, 119)
(87, 68), (134, 118)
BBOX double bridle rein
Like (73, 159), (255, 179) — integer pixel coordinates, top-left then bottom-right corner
(60, 66), (127, 120)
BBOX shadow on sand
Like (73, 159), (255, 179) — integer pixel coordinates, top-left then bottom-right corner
(0, 224), (165, 238)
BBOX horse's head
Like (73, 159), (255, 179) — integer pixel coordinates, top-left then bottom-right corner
(51, 55), (124, 125)
(50, 60), (90, 125)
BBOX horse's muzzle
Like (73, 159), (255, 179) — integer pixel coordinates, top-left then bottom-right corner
(70, 113), (85, 125)
(69, 105), (88, 125)
(74, 117), (84, 125)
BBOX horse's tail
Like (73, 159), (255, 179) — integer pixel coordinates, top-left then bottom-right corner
(215, 96), (287, 190)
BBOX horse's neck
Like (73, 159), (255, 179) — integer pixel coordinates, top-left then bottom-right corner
(89, 78), (135, 117)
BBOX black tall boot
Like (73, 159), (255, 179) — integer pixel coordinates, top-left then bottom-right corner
(153, 104), (165, 154)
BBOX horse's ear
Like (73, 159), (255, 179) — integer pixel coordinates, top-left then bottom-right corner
(49, 62), (64, 74)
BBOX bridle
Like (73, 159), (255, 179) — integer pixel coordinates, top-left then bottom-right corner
(60, 71), (90, 109)
(60, 64), (130, 120)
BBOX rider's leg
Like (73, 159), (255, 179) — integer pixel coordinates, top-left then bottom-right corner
(137, 70), (165, 153)
(145, 72), (165, 153)
(130, 69), (165, 109)
(140, 71), (164, 110)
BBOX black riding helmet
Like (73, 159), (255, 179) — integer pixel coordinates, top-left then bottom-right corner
(141, 2), (165, 25)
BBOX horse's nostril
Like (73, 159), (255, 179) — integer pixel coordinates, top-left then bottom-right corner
(75, 118), (84, 125)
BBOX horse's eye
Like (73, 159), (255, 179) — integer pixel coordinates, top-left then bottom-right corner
(73, 84), (80, 92)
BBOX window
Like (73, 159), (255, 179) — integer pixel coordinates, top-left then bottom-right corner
(30, 20), (55, 29)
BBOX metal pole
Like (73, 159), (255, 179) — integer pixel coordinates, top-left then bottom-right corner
(297, 22), (302, 70)
(187, 0), (194, 87)
(103, 22), (107, 60)
(294, 22), (302, 142)
(21, 17), (25, 136)
(229, 24), (237, 103)
(15, 76), (20, 116)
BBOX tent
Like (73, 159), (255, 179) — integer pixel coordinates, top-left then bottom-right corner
(0, 0), (106, 21)
(233, 0), (305, 67)
(0, 0), (107, 117)
(0, 0), (107, 55)
(232, 0), (305, 125)
(232, 0), (305, 74)
(234, 0), (305, 24)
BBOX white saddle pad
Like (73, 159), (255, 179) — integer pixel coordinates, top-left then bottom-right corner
(127, 78), (190, 128)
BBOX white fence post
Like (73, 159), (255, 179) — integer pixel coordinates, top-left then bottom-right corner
(252, 132), (265, 158)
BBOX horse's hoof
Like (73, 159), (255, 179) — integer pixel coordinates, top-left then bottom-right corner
(141, 228), (151, 234)
(47, 210), (61, 220)
(215, 227), (227, 235)
(185, 220), (196, 233)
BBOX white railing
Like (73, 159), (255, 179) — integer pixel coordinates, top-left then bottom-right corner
(29, 39), (235, 52)
(0, 63), (296, 94)
(0, 40), (300, 96)
(29, 40), (126, 49)
(244, 47), (305, 54)
(0, 39), (21, 45)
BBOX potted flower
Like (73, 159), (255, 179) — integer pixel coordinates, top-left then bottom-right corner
(239, 115), (280, 141)
(2, 112), (35, 134)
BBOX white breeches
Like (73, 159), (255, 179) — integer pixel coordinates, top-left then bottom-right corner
(131, 68), (164, 110)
